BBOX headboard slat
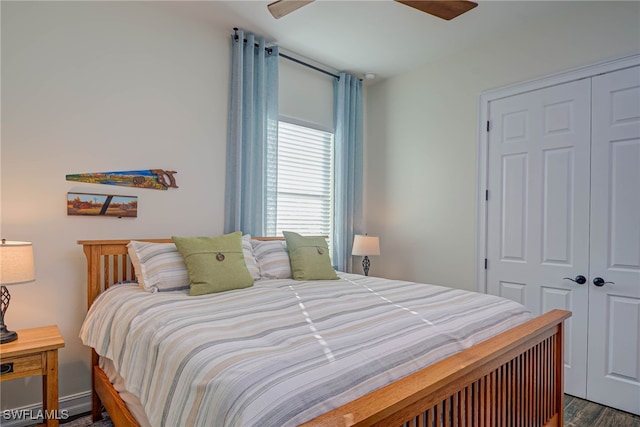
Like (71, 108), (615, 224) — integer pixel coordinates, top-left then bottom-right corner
(113, 255), (120, 287)
(103, 256), (110, 292)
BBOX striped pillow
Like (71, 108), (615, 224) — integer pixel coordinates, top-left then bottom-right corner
(127, 241), (190, 292)
(251, 240), (292, 280)
(242, 234), (261, 281)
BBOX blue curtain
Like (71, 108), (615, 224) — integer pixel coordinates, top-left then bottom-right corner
(224, 30), (279, 235)
(333, 72), (364, 272)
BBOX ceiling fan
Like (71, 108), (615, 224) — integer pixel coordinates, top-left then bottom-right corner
(267, 0), (478, 21)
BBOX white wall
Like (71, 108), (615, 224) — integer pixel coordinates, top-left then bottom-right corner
(365, 1), (640, 288)
(0, 2), (339, 415)
(1, 1), (231, 412)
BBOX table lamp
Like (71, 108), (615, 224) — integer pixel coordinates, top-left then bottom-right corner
(0, 240), (35, 344)
(352, 235), (380, 276)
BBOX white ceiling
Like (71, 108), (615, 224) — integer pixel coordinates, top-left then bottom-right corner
(165, 1), (585, 83)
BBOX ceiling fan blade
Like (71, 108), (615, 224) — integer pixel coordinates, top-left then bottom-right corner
(268, 0), (315, 19)
(395, 1), (478, 20)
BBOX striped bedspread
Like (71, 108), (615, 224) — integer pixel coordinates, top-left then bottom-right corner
(80, 273), (531, 427)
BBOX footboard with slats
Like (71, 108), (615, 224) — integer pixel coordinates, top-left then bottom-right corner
(80, 239), (570, 427)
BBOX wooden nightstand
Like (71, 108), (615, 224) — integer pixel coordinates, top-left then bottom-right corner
(0, 325), (65, 427)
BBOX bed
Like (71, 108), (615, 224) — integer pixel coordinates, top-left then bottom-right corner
(79, 238), (570, 427)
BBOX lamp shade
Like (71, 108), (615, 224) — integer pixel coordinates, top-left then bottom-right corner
(0, 241), (35, 285)
(352, 235), (380, 256)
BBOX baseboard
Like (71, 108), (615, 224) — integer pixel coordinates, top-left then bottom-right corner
(1, 391), (91, 427)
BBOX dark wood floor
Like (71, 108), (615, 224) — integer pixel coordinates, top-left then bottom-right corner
(565, 395), (640, 427)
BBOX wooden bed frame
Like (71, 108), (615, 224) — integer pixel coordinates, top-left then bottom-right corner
(80, 239), (571, 427)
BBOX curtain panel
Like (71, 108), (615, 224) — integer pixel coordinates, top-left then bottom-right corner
(224, 31), (279, 236)
(333, 72), (364, 272)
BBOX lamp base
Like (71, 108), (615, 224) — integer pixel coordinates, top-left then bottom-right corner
(362, 256), (371, 276)
(0, 325), (17, 344)
(0, 284), (17, 343)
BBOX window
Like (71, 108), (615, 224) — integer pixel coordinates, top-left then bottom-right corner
(269, 120), (334, 246)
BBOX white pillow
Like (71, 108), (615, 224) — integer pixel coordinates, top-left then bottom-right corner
(127, 241), (190, 292)
(251, 240), (292, 280)
(242, 234), (261, 281)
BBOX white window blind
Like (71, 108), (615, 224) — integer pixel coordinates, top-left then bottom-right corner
(274, 120), (334, 242)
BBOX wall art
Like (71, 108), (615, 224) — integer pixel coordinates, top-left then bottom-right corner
(67, 192), (138, 217)
(66, 169), (178, 190)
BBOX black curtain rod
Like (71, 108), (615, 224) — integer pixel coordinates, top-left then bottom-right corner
(278, 52), (339, 80)
(233, 28), (340, 80)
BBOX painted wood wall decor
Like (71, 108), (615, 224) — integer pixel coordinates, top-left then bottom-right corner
(68, 192), (138, 217)
(66, 169), (178, 190)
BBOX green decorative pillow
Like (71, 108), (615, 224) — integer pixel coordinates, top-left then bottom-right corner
(283, 231), (338, 281)
(172, 232), (254, 296)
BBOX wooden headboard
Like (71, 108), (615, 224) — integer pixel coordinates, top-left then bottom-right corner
(78, 237), (286, 310)
(79, 239), (165, 309)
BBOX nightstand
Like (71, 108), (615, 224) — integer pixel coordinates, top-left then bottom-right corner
(0, 325), (65, 427)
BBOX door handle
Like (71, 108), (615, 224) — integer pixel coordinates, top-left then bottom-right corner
(564, 275), (587, 285)
(593, 277), (614, 287)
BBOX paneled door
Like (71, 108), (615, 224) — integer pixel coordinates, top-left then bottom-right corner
(486, 78), (592, 398)
(485, 66), (640, 414)
(586, 66), (640, 414)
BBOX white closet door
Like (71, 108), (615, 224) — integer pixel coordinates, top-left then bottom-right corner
(486, 78), (591, 397)
(587, 65), (640, 415)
